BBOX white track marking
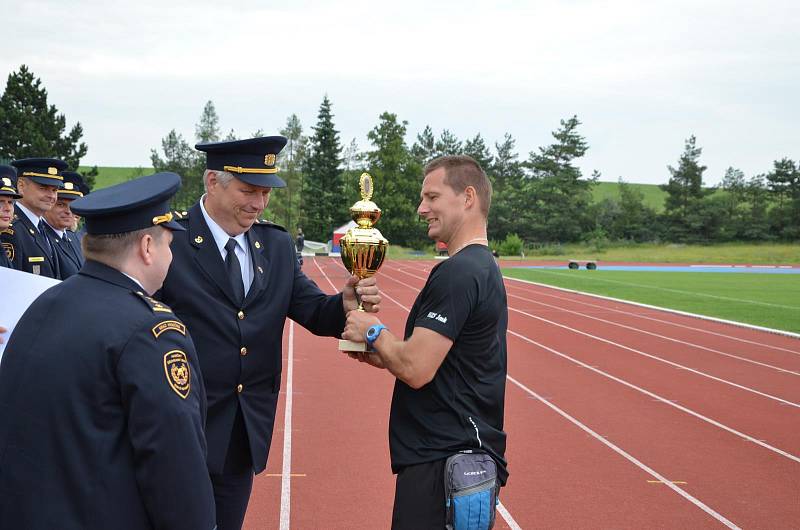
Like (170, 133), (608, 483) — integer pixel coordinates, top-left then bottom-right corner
(508, 305), (799, 408)
(521, 268), (800, 310)
(383, 264), (800, 394)
(377, 265), (800, 460)
(503, 275), (800, 341)
(500, 279), (800, 356)
(496, 501), (523, 530)
(505, 292), (800, 376)
(279, 321), (295, 530)
(392, 260), (800, 378)
(507, 330), (800, 464)
(506, 374), (742, 529)
(312, 256), (339, 291)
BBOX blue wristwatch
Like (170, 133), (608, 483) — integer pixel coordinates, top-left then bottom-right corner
(365, 324), (388, 348)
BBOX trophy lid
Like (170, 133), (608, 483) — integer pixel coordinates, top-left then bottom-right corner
(350, 173), (381, 227)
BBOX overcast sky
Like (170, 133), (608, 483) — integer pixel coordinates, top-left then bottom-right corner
(3, 0), (798, 185)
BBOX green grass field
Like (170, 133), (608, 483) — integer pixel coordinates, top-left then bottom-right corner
(592, 181), (667, 211)
(519, 242), (800, 264)
(502, 268), (800, 333)
(79, 166), (149, 189)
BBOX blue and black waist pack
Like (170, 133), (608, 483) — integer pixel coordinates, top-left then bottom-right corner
(444, 451), (499, 530)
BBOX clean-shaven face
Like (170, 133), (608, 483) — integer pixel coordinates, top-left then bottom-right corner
(417, 168), (465, 243)
(0, 197), (14, 229)
(44, 198), (76, 230)
(18, 178), (58, 217)
(207, 176), (271, 236)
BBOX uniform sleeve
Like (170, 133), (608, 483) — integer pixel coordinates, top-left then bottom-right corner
(286, 233), (346, 336)
(413, 262), (477, 341)
(116, 319), (216, 530)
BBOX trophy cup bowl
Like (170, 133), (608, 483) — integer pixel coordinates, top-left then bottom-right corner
(339, 173), (389, 353)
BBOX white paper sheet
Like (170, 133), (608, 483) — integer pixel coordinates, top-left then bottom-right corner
(0, 267), (61, 361)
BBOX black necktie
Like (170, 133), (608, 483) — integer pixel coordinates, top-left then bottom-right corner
(225, 238), (245, 304)
(37, 220), (54, 259)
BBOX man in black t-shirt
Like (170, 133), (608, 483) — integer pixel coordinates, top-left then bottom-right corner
(342, 155), (508, 529)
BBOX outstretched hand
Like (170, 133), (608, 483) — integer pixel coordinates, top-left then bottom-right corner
(342, 275), (381, 313)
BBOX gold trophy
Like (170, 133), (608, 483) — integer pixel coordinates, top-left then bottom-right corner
(339, 172), (389, 352)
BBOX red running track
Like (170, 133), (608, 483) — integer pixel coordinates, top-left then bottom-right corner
(243, 257), (800, 529)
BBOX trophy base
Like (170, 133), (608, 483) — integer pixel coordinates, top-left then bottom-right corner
(339, 339), (370, 353)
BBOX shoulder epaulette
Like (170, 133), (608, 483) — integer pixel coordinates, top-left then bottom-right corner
(172, 210), (190, 221)
(1, 227), (12, 236)
(254, 219), (287, 232)
(133, 291), (174, 314)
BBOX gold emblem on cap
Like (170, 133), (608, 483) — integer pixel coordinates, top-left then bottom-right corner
(47, 167), (57, 175)
(64, 182), (74, 190)
(152, 212), (173, 226)
(1, 177), (10, 186)
(195, 236), (204, 244)
(265, 154), (276, 166)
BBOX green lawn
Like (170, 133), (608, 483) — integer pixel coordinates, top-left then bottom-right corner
(502, 268), (800, 333)
(79, 166), (150, 189)
(518, 242), (800, 264)
(592, 181), (667, 211)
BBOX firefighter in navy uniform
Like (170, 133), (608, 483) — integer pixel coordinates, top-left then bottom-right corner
(41, 170), (87, 278)
(0, 172), (216, 529)
(1, 158), (66, 277)
(158, 136), (381, 530)
(0, 166), (22, 269)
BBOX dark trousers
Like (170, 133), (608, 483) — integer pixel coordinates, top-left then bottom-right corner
(212, 407), (254, 530)
(210, 470), (253, 530)
(392, 458), (447, 530)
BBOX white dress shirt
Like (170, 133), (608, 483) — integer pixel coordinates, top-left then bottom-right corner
(199, 195), (254, 294)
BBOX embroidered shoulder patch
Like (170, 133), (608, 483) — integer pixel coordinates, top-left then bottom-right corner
(164, 350), (191, 399)
(152, 320), (187, 339)
(2, 242), (13, 261)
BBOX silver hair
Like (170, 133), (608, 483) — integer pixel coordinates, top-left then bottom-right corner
(203, 169), (236, 192)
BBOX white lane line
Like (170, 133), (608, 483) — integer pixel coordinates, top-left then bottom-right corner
(501, 279), (800, 356)
(505, 292), (800, 376)
(347, 261), (522, 530)
(313, 256), (339, 292)
(377, 266), (800, 460)
(507, 330), (800, 464)
(384, 264), (800, 395)
(506, 374), (741, 530)
(279, 321), (295, 530)
(507, 304), (800, 409)
(496, 501), (523, 530)
(518, 268), (800, 310)
(503, 275), (800, 341)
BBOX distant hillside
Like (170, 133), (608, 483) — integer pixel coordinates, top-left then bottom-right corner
(79, 166), (150, 189)
(592, 181), (667, 212)
(82, 167), (671, 211)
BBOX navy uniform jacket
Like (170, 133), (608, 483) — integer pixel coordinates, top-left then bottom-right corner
(159, 202), (346, 474)
(0, 260), (216, 529)
(42, 222), (85, 278)
(0, 230), (10, 268)
(0, 205), (60, 277)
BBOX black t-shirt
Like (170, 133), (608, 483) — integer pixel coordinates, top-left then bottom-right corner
(389, 244), (509, 484)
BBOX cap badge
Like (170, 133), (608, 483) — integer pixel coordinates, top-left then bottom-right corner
(264, 154), (276, 166)
(64, 182), (74, 190)
(47, 167), (58, 175)
(1, 177), (10, 186)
